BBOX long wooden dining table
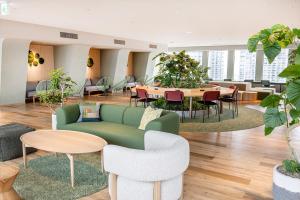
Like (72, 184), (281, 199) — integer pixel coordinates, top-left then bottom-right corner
(133, 86), (234, 118)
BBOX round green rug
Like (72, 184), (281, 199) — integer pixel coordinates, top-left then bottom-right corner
(14, 153), (108, 200)
(180, 105), (264, 133)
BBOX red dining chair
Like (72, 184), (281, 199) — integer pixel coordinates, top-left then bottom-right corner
(196, 91), (221, 122)
(219, 86), (239, 118)
(164, 90), (185, 122)
(136, 88), (157, 107)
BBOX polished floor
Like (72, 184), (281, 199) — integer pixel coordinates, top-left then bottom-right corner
(0, 95), (288, 200)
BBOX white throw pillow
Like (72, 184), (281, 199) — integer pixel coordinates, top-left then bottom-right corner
(138, 107), (163, 130)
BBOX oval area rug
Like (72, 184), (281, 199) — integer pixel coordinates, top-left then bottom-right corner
(14, 153), (108, 200)
(180, 105), (264, 133)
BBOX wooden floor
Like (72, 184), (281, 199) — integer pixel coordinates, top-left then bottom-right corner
(0, 95), (288, 200)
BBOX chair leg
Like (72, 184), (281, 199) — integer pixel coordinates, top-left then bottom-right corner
(217, 104), (220, 122)
(236, 100), (239, 116)
(207, 106), (210, 118)
(202, 107), (205, 123)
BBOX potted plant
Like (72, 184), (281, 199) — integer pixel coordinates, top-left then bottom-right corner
(152, 51), (209, 116)
(154, 50), (209, 88)
(37, 68), (76, 129)
(248, 24), (300, 199)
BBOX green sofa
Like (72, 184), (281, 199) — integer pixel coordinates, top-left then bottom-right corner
(56, 104), (179, 149)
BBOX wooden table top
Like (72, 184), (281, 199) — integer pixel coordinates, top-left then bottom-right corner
(0, 165), (19, 180)
(133, 86), (234, 97)
(20, 130), (107, 154)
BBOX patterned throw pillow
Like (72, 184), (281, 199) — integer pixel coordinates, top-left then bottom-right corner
(138, 106), (163, 130)
(78, 103), (101, 122)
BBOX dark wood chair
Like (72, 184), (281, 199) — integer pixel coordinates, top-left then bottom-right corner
(129, 88), (139, 106)
(219, 86), (239, 118)
(136, 88), (157, 107)
(196, 91), (221, 122)
(164, 90), (185, 122)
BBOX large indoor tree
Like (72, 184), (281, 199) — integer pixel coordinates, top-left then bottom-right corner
(154, 50), (208, 88)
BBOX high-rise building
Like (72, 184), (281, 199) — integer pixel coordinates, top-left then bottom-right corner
(262, 49), (289, 83)
(208, 50), (228, 80)
(234, 50), (256, 81)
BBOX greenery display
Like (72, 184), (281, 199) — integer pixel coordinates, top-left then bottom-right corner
(37, 68), (76, 113)
(153, 97), (205, 111)
(87, 57), (94, 68)
(28, 50), (45, 67)
(248, 24), (300, 173)
(153, 50), (209, 88)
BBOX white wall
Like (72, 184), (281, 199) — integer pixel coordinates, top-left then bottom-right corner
(54, 45), (91, 86)
(0, 19), (167, 52)
(0, 38), (30, 105)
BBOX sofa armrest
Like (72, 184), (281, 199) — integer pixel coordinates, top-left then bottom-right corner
(145, 112), (179, 134)
(56, 104), (80, 127)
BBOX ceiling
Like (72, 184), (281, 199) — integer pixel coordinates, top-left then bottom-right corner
(1, 0), (300, 47)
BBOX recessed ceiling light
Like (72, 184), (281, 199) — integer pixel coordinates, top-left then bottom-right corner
(0, 1), (9, 15)
(185, 31), (192, 34)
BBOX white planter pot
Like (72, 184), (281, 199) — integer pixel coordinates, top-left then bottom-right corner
(273, 165), (300, 199)
(52, 114), (57, 130)
(288, 125), (300, 163)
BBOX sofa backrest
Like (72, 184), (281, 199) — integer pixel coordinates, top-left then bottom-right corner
(100, 104), (127, 123)
(123, 106), (145, 127)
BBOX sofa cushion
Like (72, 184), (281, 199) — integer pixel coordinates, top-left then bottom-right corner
(123, 107), (145, 127)
(100, 104), (127, 124)
(60, 121), (145, 149)
(139, 107), (163, 130)
(91, 77), (101, 86)
(26, 81), (38, 92)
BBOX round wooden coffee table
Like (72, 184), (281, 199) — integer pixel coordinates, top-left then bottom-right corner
(0, 165), (20, 200)
(20, 130), (107, 187)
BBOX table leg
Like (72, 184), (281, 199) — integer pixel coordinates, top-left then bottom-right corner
(22, 143), (27, 168)
(100, 150), (104, 173)
(189, 97), (193, 118)
(67, 154), (74, 187)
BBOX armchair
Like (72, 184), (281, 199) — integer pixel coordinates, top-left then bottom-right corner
(104, 130), (190, 200)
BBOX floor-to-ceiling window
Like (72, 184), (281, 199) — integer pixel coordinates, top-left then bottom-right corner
(208, 50), (228, 80)
(262, 49), (289, 83)
(234, 49), (256, 81)
(186, 51), (203, 65)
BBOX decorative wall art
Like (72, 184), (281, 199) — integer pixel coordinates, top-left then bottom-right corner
(87, 57), (94, 68)
(28, 50), (45, 67)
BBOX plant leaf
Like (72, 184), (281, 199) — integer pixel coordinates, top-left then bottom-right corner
(286, 80), (300, 107)
(264, 127), (274, 136)
(263, 42), (281, 63)
(264, 107), (287, 130)
(293, 28), (300, 39)
(260, 94), (282, 108)
(279, 64), (300, 78)
(247, 35), (260, 52)
(290, 108), (300, 120)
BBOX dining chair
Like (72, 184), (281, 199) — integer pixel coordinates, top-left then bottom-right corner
(219, 86), (239, 118)
(196, 91), (221, 122)
(136, 88), (157, 107)
(164, 90), (185, 122)
(129, 88), (139, 106)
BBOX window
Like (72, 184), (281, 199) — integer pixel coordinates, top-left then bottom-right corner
(262, 49), (289, 83)
(186, 51), (203, 65)
(234, 50), (256, 81)
(208, 50), (228, 80)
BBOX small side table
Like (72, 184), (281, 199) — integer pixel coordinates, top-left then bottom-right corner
(0, 165), (21, 200)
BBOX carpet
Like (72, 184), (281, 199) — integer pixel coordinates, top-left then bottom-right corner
(180, 105), (264, 133)
(14, 153), (108, 200)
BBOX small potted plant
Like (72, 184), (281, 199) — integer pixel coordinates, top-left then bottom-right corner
(37, 68), (76, 129)
(248, 24), (300, 199)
